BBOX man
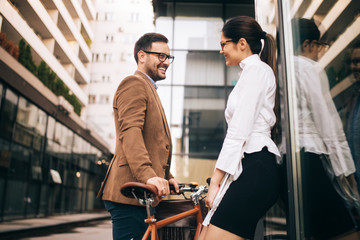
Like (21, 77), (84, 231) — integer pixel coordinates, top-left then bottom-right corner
(97, 33), (180, 240)
(345, 42), (360, 192)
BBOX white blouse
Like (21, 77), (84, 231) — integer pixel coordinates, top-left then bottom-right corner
(293, 56), (355, 177)
(203, 54), (280, 226)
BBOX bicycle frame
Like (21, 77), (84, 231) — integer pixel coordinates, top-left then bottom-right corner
(142, 202), (203, 240)
(120, 182), (207, 240)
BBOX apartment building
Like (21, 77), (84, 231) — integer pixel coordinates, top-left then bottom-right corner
(0, 0), (112, 221)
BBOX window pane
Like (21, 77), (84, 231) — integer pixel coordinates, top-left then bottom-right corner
(282, 1), (360, 238)
(0, 88), (18, 140)
(46, 116), (56, 140)
(171, 50), (224, 85)
(173, 17), (223, 51)
(0, 83), (3, 107)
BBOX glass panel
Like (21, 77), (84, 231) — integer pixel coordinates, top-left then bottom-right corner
(173, 17), (223, 51)
(25, 182), (40, 217)
(171, 50), (225, 85)
(72, 134), (83, 154)
(0, 137), (11, 169)
(157, 86), (171, 119)
(3, 180), (27, 219)
(46, 116), (56, 140)
(155, 17), (174, 46)
(175, 3), (223, 18)
(182, 86), (226, 159)
(0, 88), (18, 140)
(0, 83), (3, 107)
(35, 108), (47, 137)
(38, 184), (49, 216)
(279, 0), (360, 238)
(8, 144), (31, 179)
(14, 97), (37, 148)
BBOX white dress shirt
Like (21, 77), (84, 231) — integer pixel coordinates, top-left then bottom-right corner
(203, 54), (280, 226)
(294, 56), (355, 177)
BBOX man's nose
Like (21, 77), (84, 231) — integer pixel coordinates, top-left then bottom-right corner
(163, 58), (170, 65)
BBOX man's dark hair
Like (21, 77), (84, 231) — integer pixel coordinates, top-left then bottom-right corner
(291, 18), (320, 51)
(134, 33), (168, 63)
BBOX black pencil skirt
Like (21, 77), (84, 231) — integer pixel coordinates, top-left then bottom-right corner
(210, 147), (280, 239)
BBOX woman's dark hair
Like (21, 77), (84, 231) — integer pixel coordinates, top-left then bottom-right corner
(291, 18), (320, 51)
(134, 33), (168, 63)
(222, 16), (276, 73)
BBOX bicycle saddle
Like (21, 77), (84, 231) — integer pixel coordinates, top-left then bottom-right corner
(121, 182), (158, 201)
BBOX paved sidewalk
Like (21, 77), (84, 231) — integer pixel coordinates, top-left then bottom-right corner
(0, 211), (110, 238)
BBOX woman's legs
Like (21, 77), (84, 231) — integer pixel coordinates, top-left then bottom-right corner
(199, 224), (245, 240)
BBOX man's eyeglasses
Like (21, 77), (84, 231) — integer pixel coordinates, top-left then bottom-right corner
(349, 58), (360, 66)
(314, 41), (330, 52)
(220, 40), (234, 51)
(143, 51), (174, 64)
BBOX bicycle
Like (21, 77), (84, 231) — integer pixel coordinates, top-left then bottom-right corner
(120, 181), (208, 240)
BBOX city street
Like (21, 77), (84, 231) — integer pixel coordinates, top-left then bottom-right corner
(13, 220), (112, 240)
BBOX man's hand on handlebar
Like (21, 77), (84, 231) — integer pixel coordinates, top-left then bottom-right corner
(146, 177), (181, 197)
(169, 178), (180, 194)
(146, 177), (170, 197)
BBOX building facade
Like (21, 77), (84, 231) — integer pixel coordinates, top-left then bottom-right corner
(0, 0), (112, 221)
(86, 0), (155, 152)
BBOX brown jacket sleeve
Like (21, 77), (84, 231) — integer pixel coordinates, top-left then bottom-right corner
(115, 77), (157, 183)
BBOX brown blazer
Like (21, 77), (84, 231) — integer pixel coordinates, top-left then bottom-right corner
(97, 70), (173, 206)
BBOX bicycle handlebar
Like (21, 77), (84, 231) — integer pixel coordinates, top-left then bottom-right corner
(121, 181), (208, 206)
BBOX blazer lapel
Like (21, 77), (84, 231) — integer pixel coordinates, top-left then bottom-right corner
(134, 71), (172, 141)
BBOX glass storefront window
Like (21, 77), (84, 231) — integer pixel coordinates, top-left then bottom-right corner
(170, 50), (225, 86)
(8, 143), (31, 179)
(155, 17), (173, 45)
(0, 83), (3, 107)
(46, 116), (56, 140)
(290, 15), (360, 240)
(266, 0), (360, 239)
(173, 17), (223, 51)
(0, 88), (18, 140)
(14, 97), (46, 150)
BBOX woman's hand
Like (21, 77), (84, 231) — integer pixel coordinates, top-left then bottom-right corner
(205, 182), (220, 209)
(205, 168), (225, 209)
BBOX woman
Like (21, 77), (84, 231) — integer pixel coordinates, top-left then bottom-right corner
(199, 16), (280, 240)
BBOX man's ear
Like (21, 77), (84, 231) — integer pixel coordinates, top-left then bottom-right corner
(138, 50), (146, 63)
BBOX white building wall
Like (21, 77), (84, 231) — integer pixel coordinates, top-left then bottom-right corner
(87, 0), (155, 152)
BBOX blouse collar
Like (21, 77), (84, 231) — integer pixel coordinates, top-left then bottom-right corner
(239, 54), (260, 69)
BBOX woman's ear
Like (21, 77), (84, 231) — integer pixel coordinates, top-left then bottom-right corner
(301, 40), (310, 52)
(238, 38), (247, 50)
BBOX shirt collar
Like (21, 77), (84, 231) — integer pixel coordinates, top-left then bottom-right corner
(136, 70), (158, 90)
(239, 54), (260, 69)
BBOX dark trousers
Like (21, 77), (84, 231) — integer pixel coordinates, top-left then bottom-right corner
(104, 200), (148, 240)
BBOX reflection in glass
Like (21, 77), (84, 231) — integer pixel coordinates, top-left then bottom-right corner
(0, 83), (3, 107)
(341, 43), (360, 196)
(0, 88), (18, 140)
(46, 116), (56, 140)
(292, 18), (359, 239)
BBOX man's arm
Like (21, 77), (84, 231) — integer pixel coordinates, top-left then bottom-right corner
(115, 77), (177, 196)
